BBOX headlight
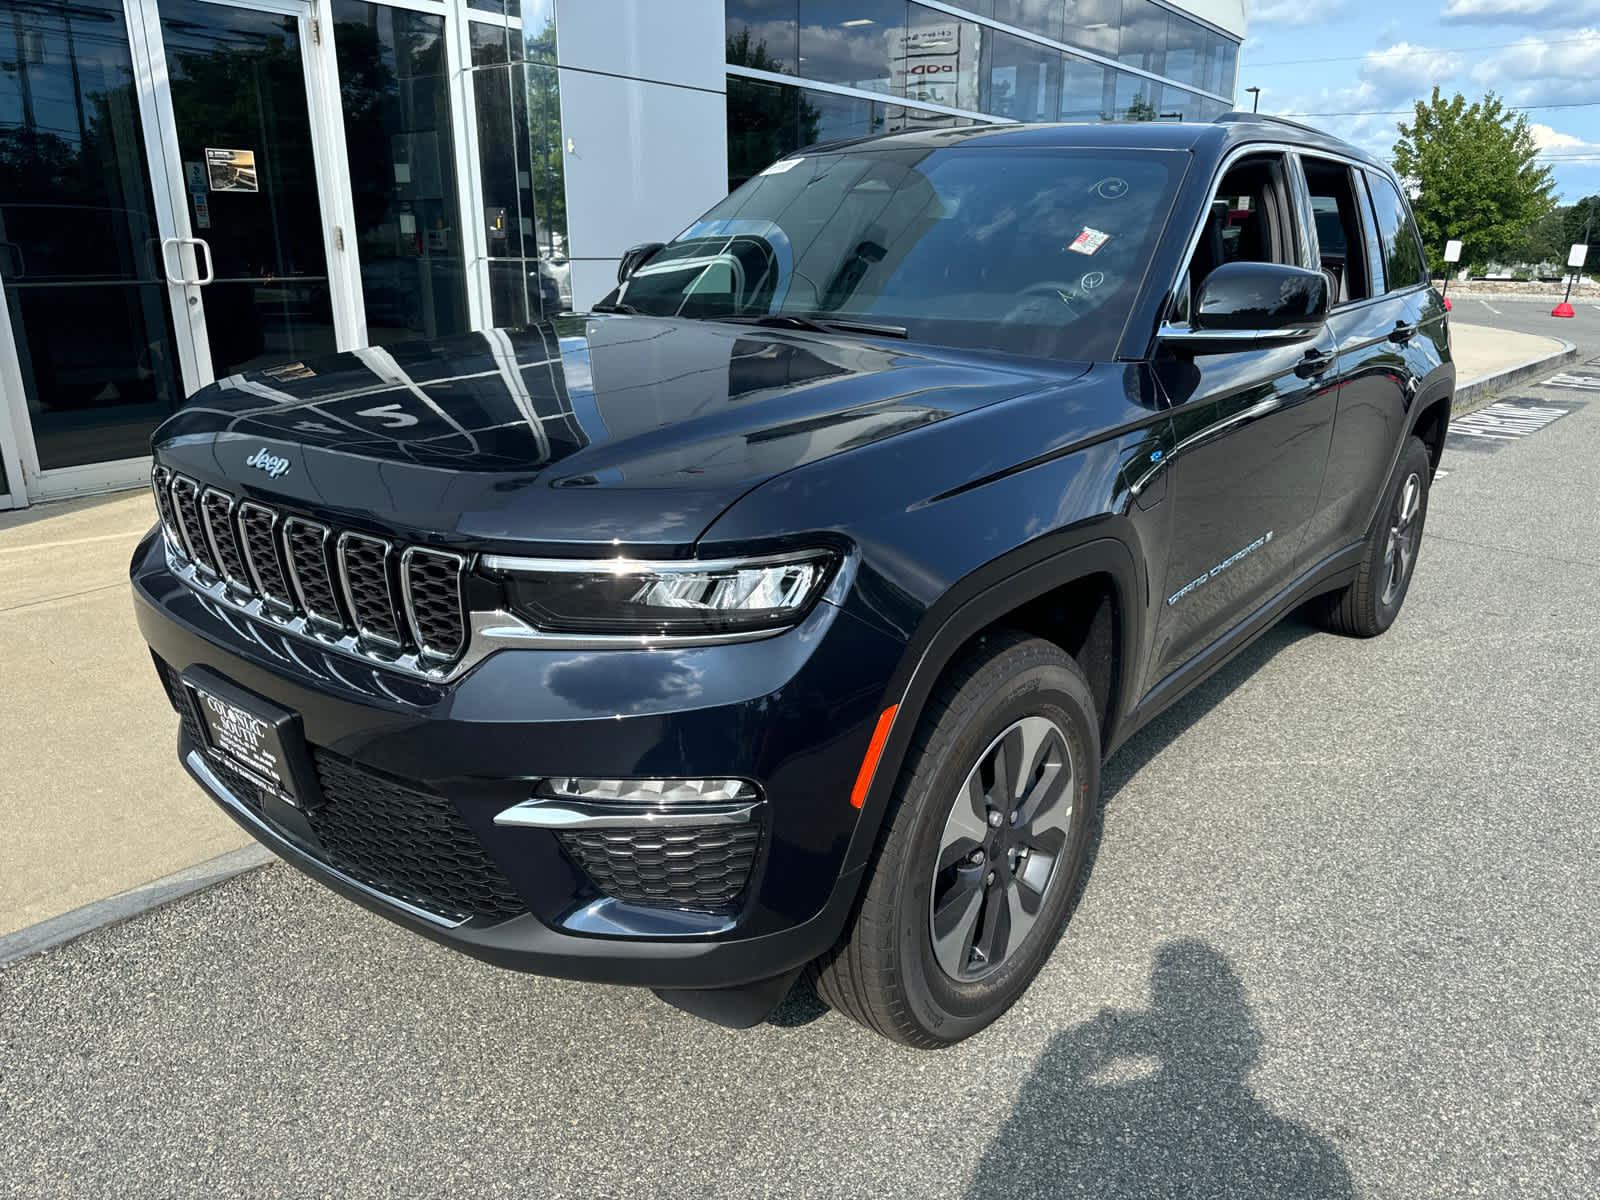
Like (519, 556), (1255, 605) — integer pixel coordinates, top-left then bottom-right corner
(481, 550), (837, 637)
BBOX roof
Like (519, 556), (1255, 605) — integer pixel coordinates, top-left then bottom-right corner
(804, 112), (1390, 177)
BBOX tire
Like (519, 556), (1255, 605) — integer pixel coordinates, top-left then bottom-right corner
(809, 630), (1099, 1047)
(1317, 436), (1432, 638)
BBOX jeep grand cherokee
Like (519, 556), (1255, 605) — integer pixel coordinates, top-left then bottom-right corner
(132, 114), (1451, 1046)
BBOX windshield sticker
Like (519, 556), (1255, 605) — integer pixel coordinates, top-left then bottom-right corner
(1093, 177), (1129, 200)
(762, 158), (803, 175)
(1070, 227), (1111, 255)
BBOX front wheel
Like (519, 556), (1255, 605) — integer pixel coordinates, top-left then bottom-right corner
(809, 631), (1099, 1047)
(1317, 435), (1432, 638)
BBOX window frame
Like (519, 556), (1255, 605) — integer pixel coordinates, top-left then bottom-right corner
(1294, 152), (1379, 310)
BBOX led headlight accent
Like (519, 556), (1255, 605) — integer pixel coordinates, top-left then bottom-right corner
(484, 550), (836, 637)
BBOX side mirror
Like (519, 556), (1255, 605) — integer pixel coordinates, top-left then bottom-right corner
(617, 242), (665, 284)
(1162, 261), (1329, 355)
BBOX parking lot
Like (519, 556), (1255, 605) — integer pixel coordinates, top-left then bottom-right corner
(3, 311), (1598, 1198)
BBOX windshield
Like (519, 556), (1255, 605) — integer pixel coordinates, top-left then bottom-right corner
(614, 144), (1185, 360)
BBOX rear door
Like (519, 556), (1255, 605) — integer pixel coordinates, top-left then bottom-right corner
(1144, 150), (1340, 693)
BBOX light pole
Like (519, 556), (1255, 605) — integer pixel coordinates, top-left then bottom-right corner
(1246, 87), (1261, 113)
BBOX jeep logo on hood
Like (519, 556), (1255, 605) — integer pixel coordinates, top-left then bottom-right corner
(246, 447), (292, 479)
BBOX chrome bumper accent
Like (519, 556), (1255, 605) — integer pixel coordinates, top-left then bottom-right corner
(492, 798), (760, 830)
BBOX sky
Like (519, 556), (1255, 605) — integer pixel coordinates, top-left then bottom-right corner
(1241, 0), (1600, 204)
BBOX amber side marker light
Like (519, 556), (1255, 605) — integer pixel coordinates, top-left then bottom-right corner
(850, 705), (899, 809)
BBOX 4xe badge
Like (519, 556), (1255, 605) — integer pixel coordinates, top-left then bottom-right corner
(246, 447), (291, 478)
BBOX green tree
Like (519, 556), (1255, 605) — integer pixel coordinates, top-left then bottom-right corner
(1393, 88), (1556, 275)
(1122, 93), (1158, 122)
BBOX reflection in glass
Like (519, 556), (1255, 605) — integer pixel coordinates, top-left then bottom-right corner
(1059, 53), (1113, 122)
(1116, 0), (1167, 75)
(1, 0), (184, 469)
(901, 4), (981, 113)
(1061, 0), (1119, 58)
(797, 0), (904, 93)
(985, 28), (1059, 121)
(1114, 69), (1159, 121)
(333, 1), (468, 345)
(160, 0), (337, 375)
(727, 0), (798, 75)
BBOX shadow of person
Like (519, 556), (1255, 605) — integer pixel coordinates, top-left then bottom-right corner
(966, 940), (1354, 1199)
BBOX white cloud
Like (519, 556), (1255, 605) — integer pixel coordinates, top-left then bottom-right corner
(1442, 0), (1600, 25)
(1528, 122), (1600, 157)
(1361, 42), (1465, 90)
(1472, 29), (1600, 103)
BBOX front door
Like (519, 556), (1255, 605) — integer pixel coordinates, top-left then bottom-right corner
(133, 0), (361, 388)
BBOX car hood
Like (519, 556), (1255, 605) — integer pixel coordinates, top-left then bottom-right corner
(152, 315), (1088, 554)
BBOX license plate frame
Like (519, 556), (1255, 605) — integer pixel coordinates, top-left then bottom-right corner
(181, 667), (318, 810)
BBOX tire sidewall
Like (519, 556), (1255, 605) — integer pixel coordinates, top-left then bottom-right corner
(890, 652), (1099, 1042)
(1370, 438), (1432, 629)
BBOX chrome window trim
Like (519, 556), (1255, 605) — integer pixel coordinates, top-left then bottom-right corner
(282, 517), (345, 630)
(398, 546), (468, 662)
(336, 531), (404, 650)
(1157, 323), (1320, 346)
(200, 486), (252, 596)
(235, 501), (296, 612)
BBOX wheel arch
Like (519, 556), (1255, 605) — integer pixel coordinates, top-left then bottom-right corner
(840, 535), (1143, 878)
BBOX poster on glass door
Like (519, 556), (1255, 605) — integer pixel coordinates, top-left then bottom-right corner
(205, 148), (258, 193)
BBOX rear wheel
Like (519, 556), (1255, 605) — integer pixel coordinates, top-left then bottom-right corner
(1318, 436), (1432, 637)
(810, 631), (1099, 1047)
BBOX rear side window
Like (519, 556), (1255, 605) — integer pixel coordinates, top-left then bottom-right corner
(1300, 157), (1371, 305)
(1365, 172), (1426, 291)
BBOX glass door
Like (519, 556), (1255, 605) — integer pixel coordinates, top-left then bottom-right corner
(131, 0), (364, 386)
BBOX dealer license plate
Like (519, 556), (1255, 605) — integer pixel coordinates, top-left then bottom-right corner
(189, 684), (298, 806)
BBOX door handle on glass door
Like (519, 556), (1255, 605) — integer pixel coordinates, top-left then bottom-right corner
(159, 237), (215, 287)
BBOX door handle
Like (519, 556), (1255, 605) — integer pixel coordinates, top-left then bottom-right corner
(1295, 348), (1336, 378)
(160, 236), (215, 286)
(1388, 320), (1418, 344)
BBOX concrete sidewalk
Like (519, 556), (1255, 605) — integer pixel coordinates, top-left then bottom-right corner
(1449, 321), (1574, 410)
(0, 318), (1575, 951)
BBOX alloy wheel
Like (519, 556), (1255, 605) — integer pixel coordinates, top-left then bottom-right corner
(928, 715), (1075, 981)
(1382, 472), (1423, 606)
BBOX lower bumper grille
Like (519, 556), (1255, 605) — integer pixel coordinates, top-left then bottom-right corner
(560, 825), (760, 909)
(157, 657), (525, 924)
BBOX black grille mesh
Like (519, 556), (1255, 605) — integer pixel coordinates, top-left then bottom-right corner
(150, 469), (180, 547)
(339, 535), (400, 644)
(310, 753), (527, 923)
(560, 824), (761, 909)
(202, 491), (249, 586)
(238, 505), (292, 606)
(284, 520), (342, 626)
(405, 550), (466, 657)
(170, 478), (217, 574)
(155, 656), (524, 924)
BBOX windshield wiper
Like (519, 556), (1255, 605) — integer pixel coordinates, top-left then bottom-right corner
(720, 313), (908, 339)
(591, 300), (642, 314)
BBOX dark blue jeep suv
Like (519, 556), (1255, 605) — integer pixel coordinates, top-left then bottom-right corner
(132, 115), (1451, 1046)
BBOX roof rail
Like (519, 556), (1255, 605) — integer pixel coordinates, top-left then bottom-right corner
(1212, 110), (1328, 139)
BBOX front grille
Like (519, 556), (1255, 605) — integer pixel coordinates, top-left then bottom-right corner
(560, 824), (761, 909)
(310, 752), (527, 923)
(152, 470), (469, 668)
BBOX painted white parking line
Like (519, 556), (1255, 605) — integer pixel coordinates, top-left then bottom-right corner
(1449, 402), (1572, 444)
(1545, 373), (1600, 392)
(1478, 299), (1503, 314)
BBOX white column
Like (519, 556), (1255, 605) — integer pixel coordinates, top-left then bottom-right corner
(555, 0), (728, 310)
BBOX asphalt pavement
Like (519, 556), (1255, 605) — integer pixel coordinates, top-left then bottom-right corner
(3, 326), (1598, 1198)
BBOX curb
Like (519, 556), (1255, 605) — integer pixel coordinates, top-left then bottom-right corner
(1452, 338), (1578, 416)
(0, 845), (274, 969)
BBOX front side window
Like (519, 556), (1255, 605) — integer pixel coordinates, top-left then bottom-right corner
(1301, 157), (1371, 305)
(1365, 172), (1426, 292)
(616, 146), (1185, 361)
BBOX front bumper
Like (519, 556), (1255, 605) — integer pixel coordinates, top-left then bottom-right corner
(132, 530), (903, 990)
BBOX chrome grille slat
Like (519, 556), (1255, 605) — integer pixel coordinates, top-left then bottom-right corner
(283, 518), (345, 630)
(169, 476), (218, 577)
(201, 488), (251, 594)
(236, 502), (294, 611)
(337, 532), (402, 648)
(400, 548), (468, 661)
(150, 467), (185, 559)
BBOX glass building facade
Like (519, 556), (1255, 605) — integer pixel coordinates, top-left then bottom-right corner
(725, 0), (1239, 188)
(0, 0), (1239, 508)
